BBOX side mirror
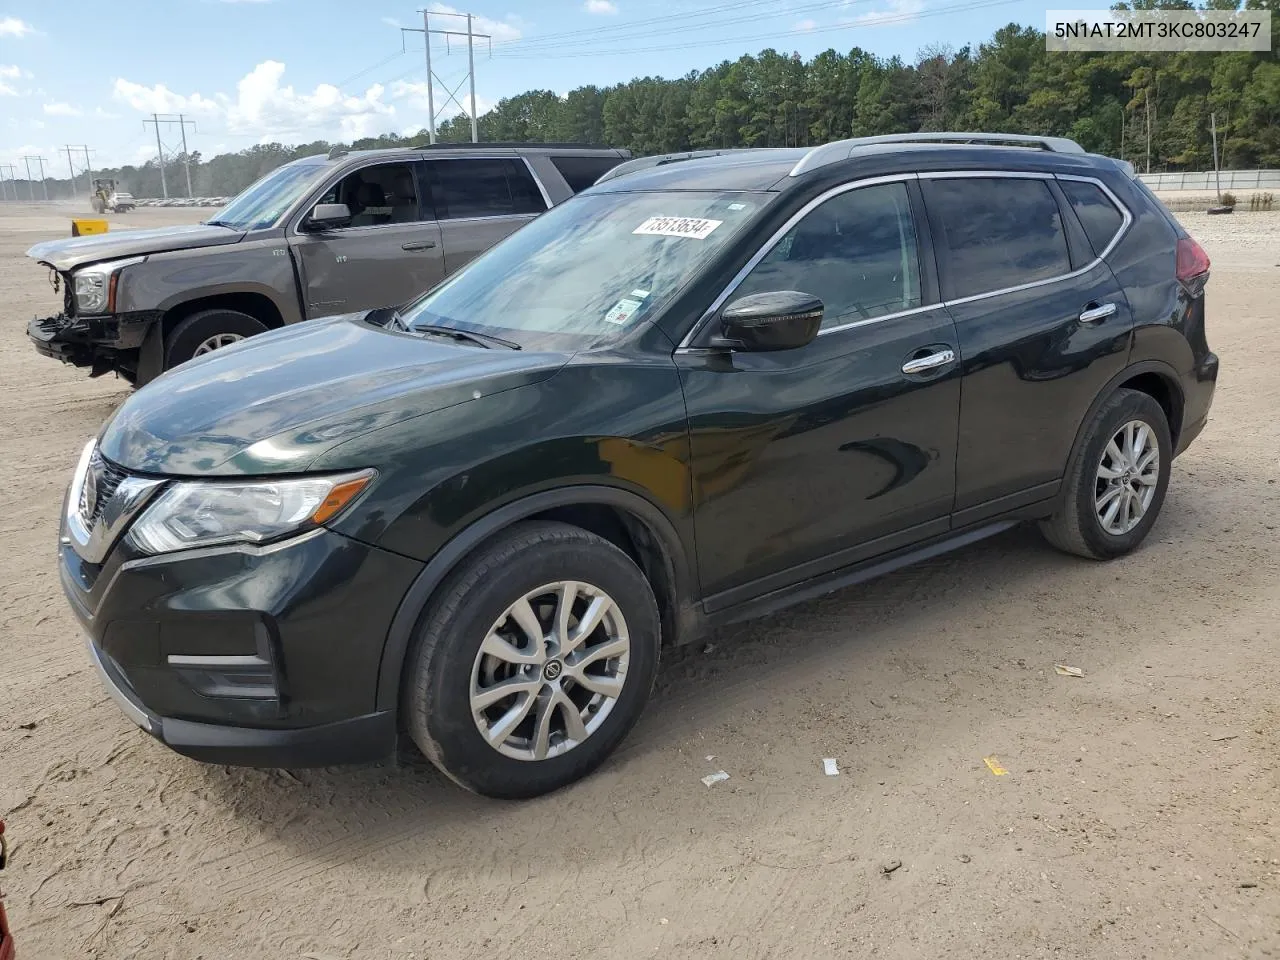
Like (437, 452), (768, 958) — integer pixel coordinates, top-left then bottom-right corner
(715, 291), (823, 351)
(305, 202), (352, 231)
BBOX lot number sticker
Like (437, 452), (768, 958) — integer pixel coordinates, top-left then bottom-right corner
(633, 216), (723, 240)
(604, 297), (645, 325)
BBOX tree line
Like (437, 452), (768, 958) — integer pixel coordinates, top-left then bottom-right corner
(11, 6), (1279, 201)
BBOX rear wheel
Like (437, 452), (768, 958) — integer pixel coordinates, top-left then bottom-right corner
(404, 522), (661, 799)
(163, 309), (268, 371)
(1040, 388), (1172, 559)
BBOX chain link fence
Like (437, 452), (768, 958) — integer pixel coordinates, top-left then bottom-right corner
(1139, 170), (1280, 191)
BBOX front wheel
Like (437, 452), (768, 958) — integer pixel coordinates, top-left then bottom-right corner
(163, 308), (268, 371)
(404, 522), (661, 799)
(1040, 388), (1172, 559)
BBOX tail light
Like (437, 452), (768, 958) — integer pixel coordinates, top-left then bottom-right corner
(1176, 236), (1211, 291)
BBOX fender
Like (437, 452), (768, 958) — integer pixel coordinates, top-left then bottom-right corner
(374, 484), (699, 714)
(1061, 358), (1185, 483)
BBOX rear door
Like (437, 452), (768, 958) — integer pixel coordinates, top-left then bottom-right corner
(291, 159), (444, 318)
(426, 157), (548, 276)
(921, 173), (1134, 521)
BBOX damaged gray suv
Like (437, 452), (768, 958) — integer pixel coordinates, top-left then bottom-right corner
(25, 143), (629, 385)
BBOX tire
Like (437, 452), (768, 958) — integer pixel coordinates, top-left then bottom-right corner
(404, 521), (661, 799)
(163, 309), (268, 371)
(1040, 388), (1172, 560)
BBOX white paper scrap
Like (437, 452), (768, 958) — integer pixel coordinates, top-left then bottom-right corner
(823, 758), (840, 776)
(701, 770), (730, 787)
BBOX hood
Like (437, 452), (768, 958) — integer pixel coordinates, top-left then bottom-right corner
(98, 314), (570, 476)
(27, 223), (246, 272)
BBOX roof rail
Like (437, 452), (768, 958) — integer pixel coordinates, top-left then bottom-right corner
(789, 132), (1086, 177)
(327, 145), (349, 160)
(420, 141), (615, 150)
(594, 148), (759, 185)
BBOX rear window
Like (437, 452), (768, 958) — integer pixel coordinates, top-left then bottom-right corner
(1059, 179), (1125, 256)
(923, 177), (1071, 300)
(550, 155), (625, 192)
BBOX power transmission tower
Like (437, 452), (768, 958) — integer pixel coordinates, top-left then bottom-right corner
(142, 114), (198, 198)
(22, 155), (49, 201)
(400, 9), (491, 143)
(64, 144), (93, 198)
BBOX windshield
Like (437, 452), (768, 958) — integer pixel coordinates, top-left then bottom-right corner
(400, 190), (769, 349)
(207, 161), (329, 231)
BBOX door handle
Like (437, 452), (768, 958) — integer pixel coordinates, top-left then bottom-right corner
(901, 348), (956, 375)
(401, 240), (437, 251)
(1079, 302), (1117, 324)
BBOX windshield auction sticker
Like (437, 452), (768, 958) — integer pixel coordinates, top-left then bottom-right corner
(633, 216), (723, 240)
(604, 297), (645, 325)
(1046, 9), (1271, 51)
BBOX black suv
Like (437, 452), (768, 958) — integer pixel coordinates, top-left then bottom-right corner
(60, 133), (1217, 798)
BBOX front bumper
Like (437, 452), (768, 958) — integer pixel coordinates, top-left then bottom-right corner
(62, 526), (424, 768)
(28, 311), (159, 376)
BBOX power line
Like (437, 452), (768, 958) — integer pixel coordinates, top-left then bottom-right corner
(490, 0), (853, 52)
(63, 144), (94, 198)
(496, 0), (1025, 60)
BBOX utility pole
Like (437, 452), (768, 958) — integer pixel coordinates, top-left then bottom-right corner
(147, 113), (168, 198)
(177, 113), (196, 198)
(1210, 112), (1222, 207)
(82, 145), (93, 187)
(63, 144), (91, 198)
(0, 164), (14, 202)
(400, 9), (491, 143)
(141, 114), (197, 198)
(22, 156), (49, 201)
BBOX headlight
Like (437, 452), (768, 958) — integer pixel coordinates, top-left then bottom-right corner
(126, 471), (374, 555)
(74, 270), (108, 313)
(71, 255), (144, 315)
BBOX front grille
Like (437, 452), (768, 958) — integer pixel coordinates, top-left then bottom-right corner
(78, 450), (129, 529)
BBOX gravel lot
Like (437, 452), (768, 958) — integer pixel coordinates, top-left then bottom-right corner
(2, 202), (1278, 960)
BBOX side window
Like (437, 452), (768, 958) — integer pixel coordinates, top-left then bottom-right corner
(429, 158), (547, 219)
(506, 159), (548, 214)
(733, 181), (922, 331)
(922, 177), (1071, 300)
(1059, 179), (1125, 257)
(318, 162), (423, 228)
(550, 155), (623, 192)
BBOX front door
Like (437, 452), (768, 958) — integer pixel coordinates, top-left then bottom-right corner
(424, 157), (548, 275)
(919, 174), (1135, 517)
(291, 159), (445, 319)
(677, 179), (962, 608)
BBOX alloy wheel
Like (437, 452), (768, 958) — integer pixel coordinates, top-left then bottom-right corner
(469, 580), (630, 761)
(1095, 419), (1160, 536)
(192, 333), (246, 356)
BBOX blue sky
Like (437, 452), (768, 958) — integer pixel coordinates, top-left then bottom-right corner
(1, 0), (1052, 172)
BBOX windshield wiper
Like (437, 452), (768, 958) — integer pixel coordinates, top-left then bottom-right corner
(411, 323), (521, 351)
(203, 219), (239, 229)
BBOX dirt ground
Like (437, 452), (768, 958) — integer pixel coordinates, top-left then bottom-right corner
(1, 200), (1278, 960)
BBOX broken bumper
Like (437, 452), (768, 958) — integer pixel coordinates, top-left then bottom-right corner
(27, 311), (158, 375)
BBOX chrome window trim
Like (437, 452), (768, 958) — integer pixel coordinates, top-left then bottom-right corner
(675, 173), (920, 350)
(932, 173), (1133, 308)
(674, 169), (1134, 352)
(1054, 173), (1133, 262)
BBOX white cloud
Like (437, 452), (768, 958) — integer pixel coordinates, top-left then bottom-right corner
(583, 0), (618, 13)
(93, 106), (121, 119)
(0, 64), (30, 79)
(381, 16), (401, 28)
(794, 18), (818, 31)
(226, 60), (395, 139)
(0, 82), (15, 96)
(427, 2), (521, 42)
(43, 101), (81, 116)
(852, 0), (924, 25)
(0, 17), (34, 38)
(113, 77), (221, 115)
